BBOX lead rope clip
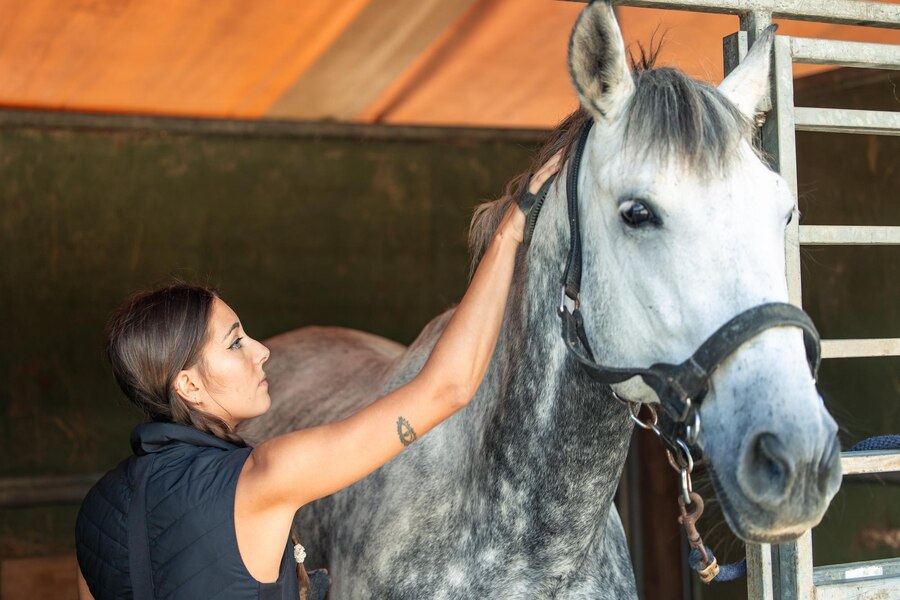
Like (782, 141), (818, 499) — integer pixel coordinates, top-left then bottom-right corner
(678, 492), (720, 583)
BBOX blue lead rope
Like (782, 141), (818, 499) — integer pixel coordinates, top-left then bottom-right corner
(689, 435), (900, 583)
(689, 547), (747, 582)
(849, 435), (900, 452)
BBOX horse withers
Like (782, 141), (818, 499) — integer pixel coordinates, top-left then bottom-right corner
(241, 2), (841, 597)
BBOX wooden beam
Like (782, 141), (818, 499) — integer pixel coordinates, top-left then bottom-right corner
(266, 0), (479, 120)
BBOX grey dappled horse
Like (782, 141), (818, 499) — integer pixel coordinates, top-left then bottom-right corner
(241, 3), (841, 597)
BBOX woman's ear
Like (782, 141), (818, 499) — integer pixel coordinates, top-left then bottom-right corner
(173, 369), (203, 406)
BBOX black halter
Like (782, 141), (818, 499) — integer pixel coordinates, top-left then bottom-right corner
(520, 119), (822, 458)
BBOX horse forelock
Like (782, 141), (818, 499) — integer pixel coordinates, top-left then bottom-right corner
(623, 67), (756, 172)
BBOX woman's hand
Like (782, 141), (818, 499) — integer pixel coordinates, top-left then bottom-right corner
(498, 150), (563, 244)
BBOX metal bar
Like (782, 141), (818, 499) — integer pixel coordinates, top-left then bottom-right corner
(841, 450), (900, 475)
(741, 10), (774, 44)
(778, 531), (816, 600)
(747, 543), (777, 600)
(800, 226), (900, 245)
(794, 107), (900, 136)
(815, 573), (900, 599)
(822, 338), (900, 359)
(568, 0), (900, 29)
(723, 31), (749, 76)
(789, 37), (900, 70)
(814, 557), (900, 585)
(769, 36), (803, 307)
(0, 473), (102, 508)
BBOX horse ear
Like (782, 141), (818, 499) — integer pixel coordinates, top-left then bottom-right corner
(568, 0), (635, 121)
(718, 25), (777, 119)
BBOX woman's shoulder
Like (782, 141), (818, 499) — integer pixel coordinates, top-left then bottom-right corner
(78, 456), (136, 520)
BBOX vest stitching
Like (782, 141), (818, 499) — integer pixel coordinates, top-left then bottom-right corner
(152, 507), (229, 575)
(145, 452), (241, 513)
(78, 507), (128, 553)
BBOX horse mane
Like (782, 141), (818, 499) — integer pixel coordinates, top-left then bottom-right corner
(467, 37), (753, 276)
(467, 107), (591, 279)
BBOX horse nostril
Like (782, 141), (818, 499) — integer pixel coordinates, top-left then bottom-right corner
(818, 435), (841, 494)
(740, 433), (796, 508)
(757, 434), (791, 482)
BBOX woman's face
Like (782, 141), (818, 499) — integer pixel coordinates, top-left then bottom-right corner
(179, 297), (271, 428)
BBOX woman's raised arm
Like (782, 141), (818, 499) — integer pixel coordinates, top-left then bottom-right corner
(240, 154), (561, 512)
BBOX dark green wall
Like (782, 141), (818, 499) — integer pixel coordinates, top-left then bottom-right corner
(0, 113), (541, 556)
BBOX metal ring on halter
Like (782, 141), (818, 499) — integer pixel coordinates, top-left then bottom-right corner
(685, 409), (701, 445)
(611, 389), (630, 406)
(677, 396), (693, 422)
(666, 439), (694, 474)
(559, 286), (580, 314)
(629, 402), (658, 431)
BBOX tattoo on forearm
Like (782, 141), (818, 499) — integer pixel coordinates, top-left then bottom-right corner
(397, 416), (417, 447)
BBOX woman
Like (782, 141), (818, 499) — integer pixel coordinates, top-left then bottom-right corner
(75, 154), (561, 600)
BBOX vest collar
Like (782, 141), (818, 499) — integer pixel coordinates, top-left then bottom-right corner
(131, 422), (239, 456)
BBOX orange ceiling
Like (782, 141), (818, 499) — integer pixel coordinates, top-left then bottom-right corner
(0, 0), (897, 127)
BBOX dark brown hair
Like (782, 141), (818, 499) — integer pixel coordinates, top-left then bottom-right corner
(105, 282), (246, 446)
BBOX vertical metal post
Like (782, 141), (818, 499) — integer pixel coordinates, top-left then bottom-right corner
(766, 35), (802, 307)
(739, 10), (772, 43)
(747, 543), (777, 600)
(723, 31), (748, 76)
(777, 531), (816, 600)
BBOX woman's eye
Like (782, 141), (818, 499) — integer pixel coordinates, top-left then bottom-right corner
(620, 201), (655, 227)
(230, 337), (243, 350)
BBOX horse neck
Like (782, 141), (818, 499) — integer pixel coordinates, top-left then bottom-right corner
(471, 185), (634, 562)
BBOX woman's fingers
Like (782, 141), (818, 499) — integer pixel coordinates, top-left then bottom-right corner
(528, 150), (564, 194)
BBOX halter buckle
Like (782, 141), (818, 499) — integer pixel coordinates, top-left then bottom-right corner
(559, 286), (580, 314)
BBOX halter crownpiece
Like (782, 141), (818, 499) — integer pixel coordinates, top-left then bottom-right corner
(519, 119), (822, 457)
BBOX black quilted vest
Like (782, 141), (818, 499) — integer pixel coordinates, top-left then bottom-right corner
(75, 422), (299, 600)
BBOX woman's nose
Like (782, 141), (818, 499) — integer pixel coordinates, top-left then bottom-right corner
(254, 339), (270, 364)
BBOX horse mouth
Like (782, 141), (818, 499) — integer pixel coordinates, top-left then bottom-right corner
(705, 463), (815, 544)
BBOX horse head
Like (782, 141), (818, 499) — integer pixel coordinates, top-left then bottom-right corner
(556, 0), (841, 543)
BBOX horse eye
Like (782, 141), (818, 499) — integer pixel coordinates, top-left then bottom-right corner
(620, 201), (654, 227)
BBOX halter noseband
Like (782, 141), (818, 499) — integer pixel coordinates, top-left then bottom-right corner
(521, 119), (821, 461)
